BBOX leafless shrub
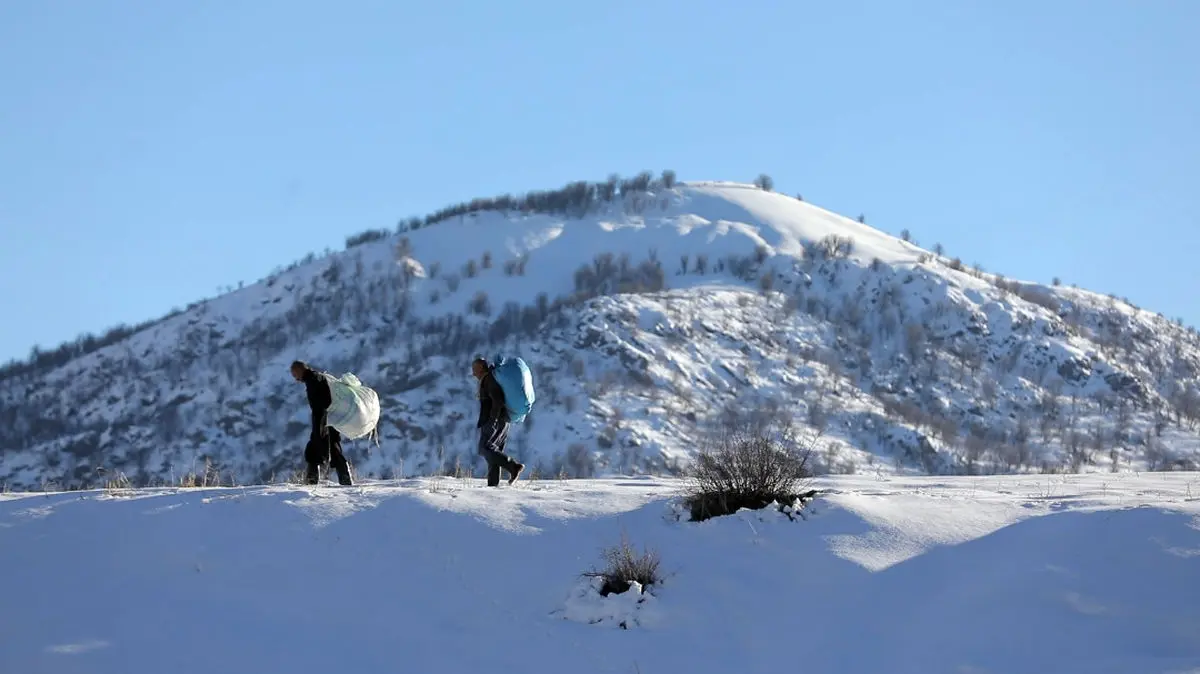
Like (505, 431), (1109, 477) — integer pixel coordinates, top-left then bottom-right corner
(178, 457), (222, 488)
(805, 234), (854, 260)
(759, 272), (775, 293)
(468, 291), (491, 315)
(682, 419), (818, 522)
(565, 443), (595, 477)
(582, 531), (662, 596)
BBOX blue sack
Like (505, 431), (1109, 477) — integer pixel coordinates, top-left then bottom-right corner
(492, 354), (535, 423)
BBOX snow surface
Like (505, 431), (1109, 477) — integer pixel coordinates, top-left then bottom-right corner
(2, 473), (1199, 673)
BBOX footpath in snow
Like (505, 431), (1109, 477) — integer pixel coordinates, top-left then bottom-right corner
(1, 472), (1199, 674)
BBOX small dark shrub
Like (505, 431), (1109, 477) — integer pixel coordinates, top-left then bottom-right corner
(804, 234), (853, 261)
(582, 531), (662, 596)
(468, 291), (491, 315)
(344, 228), (390, 249)
(759, 272), (774, 293)
(682, 421), (817, 521)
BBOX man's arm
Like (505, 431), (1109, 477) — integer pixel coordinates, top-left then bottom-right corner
(311, 405), (327, 440)
(306, 375), (332, 439)
(477, 381), (490, 428)
(483, 374), (506, 423)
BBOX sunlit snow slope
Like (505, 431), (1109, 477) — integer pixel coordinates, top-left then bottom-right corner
(1, 474), (1199, 673)
(2, 180), (1198, 489)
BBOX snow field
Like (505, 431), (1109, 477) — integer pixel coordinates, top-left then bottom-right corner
(2, 472), (1199, 673)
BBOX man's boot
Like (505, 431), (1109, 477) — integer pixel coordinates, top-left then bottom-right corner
(506, 460), (525, 485)
(305, 463), (320, 485)
(334, 461), (353, 486)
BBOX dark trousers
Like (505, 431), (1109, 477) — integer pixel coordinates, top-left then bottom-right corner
(304, 427), (352, 485)
(478, 418), (518, 486)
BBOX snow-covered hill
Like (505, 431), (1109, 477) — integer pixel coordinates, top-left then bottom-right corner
(2, 473), (1198, 673)
(2, 177), (1199, 490)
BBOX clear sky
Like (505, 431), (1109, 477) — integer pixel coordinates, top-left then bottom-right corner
(1, 0), (1196, 364)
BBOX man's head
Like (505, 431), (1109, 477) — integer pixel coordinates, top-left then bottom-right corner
(471, 358), (489, 380)
(290, 360), (309, 381)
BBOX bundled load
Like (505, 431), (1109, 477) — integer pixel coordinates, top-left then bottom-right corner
(321, 372), (381, 442)
(491, 354), (536, 423)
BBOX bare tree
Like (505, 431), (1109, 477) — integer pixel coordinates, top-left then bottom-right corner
(937, 418), (958, 449)
(904, 323), (926, 363)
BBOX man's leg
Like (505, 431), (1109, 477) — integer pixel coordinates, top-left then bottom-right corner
(484, 453), (501, 487)
(481, 420), (523, 485)
(327, 428), (353, 486)
(478, 420), (509, 487)
(492, 422), (524, 484)
(303, 438), (326, 485)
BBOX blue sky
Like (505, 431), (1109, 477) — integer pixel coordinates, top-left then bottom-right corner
(1, 0), (1196, 364)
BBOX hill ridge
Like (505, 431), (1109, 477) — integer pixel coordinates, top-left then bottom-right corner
(1, 176), (1198, 490)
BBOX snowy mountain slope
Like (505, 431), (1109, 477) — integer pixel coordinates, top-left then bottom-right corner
(1, 177), (1199, 490)
(1, 473), (1198, 673)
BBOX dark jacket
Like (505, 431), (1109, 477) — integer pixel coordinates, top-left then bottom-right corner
(477, 369), (507, 428)
(301, 368), (332, 441)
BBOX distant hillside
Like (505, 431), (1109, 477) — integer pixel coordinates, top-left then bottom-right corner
(2, 173), (1198, 490)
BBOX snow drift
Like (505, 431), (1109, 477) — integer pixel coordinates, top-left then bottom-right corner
(2, 473), (1199, 673)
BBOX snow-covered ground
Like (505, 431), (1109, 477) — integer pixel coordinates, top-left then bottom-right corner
(3, 472), (1199, 673)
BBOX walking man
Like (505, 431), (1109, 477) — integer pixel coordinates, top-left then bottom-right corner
(473, 357), (524, 486)
(290, 360), (353, 486)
